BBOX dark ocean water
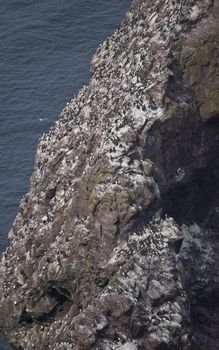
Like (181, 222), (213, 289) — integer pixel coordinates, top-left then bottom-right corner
(0, 0), (131, 348)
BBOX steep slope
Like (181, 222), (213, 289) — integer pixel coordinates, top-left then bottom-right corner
(0, 0), (219, 349)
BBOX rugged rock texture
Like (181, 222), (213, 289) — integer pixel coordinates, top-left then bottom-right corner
(0, 0), (219, 349)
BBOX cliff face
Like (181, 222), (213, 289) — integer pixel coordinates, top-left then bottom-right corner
(0, 0), (219, 349)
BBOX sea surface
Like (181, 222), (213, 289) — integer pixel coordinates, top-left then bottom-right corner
(0, 0), (131, 348)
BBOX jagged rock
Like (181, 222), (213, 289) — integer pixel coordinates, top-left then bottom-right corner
(0, 0), (218, 349)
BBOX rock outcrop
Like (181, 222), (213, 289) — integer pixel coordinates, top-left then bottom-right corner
(0, 0), (219, 349)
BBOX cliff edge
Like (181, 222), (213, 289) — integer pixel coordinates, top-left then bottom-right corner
(0, 0), (219, 349)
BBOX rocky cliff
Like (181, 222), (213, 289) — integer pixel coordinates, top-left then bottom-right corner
(0, 0), (219, 349)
